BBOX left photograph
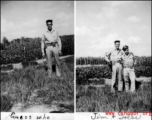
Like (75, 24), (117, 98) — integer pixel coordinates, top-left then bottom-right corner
(1, 1), (74, 113)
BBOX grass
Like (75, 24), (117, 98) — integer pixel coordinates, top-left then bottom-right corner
(1, 56), (74, 112)
(76, 81), (152, 112)
(0, 64), (13, 71)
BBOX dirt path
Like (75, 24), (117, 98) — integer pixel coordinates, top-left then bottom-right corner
(10, 101), (73, 113)
(10, 103), (56, 113)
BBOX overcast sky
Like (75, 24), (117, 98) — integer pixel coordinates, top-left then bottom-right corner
(76, 1), (151, 57)
(1, 1), (74, 41)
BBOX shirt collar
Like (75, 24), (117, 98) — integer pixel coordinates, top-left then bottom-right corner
(124, 52), (131, 57)
(115, 48), (121, 51)
(47, 29), (55, 33)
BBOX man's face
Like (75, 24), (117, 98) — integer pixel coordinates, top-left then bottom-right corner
(115, 42), (120, 49)
(47, 22), (52, 30)
(124, 48), (129, 55)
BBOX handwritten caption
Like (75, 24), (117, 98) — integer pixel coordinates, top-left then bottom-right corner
(91, 112), (152, 120)
(4, 111), (152, 120)
(9, 112), (51, 120)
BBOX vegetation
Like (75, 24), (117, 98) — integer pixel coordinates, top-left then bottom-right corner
(76, 56), (151, 66)
(76, 65), (151, 85)
(1, 56), (74, 112)
(77, 83), (152, 112)
(76, 56), (151, 112)
(0, 35), (74, 65)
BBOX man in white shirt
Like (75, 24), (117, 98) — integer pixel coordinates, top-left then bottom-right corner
(122, 45), (136, 92)
(105, 40), (124, 93)
(41, 19), (62, 78)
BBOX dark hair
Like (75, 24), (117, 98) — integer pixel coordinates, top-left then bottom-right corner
(114, 40), (120, 44)
(122, 45), (129, 51)
(46, 19), (53, 24)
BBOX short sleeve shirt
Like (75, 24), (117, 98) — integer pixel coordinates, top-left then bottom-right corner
(122, 52), (135, 67)
(106, 49), (124, 63)
(43, 29), (58, 43)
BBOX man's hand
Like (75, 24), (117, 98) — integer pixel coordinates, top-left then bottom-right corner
(117, 57), (122, 62)
(106, 60), (111, 64)
(108, 61), (112, 65)
(42, 51), (45, 58)
(59, 50), (62, 56)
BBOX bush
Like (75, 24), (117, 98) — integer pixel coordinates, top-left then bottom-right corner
(1, 35), (74, 65)
(76, 56), (151, 66)
(76, 65), (151, 85)
(0, 64), (13, 71)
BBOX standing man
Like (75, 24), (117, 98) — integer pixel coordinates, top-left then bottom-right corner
(41, 19), (62, 78)
(105, 40), (124, 93)
(122, 45), (136, 92)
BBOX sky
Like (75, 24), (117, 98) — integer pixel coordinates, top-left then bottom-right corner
(76, 1), (151, 57)
(1, 1), (74, 41)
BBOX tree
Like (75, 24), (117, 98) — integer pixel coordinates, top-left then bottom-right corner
(0, 43), (4, 51)
(21, 37), (25, 45)
(2, 37), (9, 49)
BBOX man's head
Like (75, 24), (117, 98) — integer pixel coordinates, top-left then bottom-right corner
(46, 19), (53, 31)
(122, 45), (129, 55)
(114, 40), (120, 50)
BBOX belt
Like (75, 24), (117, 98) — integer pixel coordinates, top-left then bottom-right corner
(46, 42), (57, 47)
(123, 66), (134, 69)
(112, 61), (122, 65)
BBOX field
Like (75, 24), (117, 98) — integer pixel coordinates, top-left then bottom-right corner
(1, 56), (74, 113)
(76, 57), (152, 112)
(77, 83), (151, 112)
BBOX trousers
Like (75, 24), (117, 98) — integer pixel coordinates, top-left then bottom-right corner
(123, 68), (136, 92)
(45, 45), (61, 77)
(111, 63), (123, 92)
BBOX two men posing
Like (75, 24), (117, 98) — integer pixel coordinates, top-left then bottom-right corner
(105, 40), (136, 93)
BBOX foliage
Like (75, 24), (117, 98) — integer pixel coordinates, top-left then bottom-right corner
(76, 65), (151, 85)
(1, 56), (74, 112)
(1, 35), (74, 65)
(76, 84), (152, 112)
(76, 56), (151, 66)
(0, 64), (13, 71)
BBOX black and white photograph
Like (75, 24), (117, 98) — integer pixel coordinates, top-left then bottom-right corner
(76, 1), (151, 112)
(1, 1), (74, 113)
(1, 1), (152, 120)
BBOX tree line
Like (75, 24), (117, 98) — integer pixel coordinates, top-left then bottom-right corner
(76, 56), (151, 66)
(0, 35), (74, 65)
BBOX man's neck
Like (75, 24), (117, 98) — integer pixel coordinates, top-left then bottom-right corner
(125, 52), (130, 56)
(48, 28), (53, 32)
(115, 48), (120, 51)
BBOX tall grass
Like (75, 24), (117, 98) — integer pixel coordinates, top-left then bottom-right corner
(76, 83), (152, 112)
(1, 56), (74, 112)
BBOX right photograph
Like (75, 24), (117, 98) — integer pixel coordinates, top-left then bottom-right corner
(76, 1), (151, 112)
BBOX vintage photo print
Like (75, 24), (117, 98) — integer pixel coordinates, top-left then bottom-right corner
(1, 1), (74, 113)
(76, 1), (151, 112)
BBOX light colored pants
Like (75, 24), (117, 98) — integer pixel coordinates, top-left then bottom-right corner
(111, 63), (123, 92)
(46, 46), (61, 77)
(123, 68), (136, 92)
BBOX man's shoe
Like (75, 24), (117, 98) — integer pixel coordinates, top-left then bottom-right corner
(56, 72), (61, 77)
(48, 70), (52, 78)
(111, 89), (115, 93)
(56, 67), (61, 77)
